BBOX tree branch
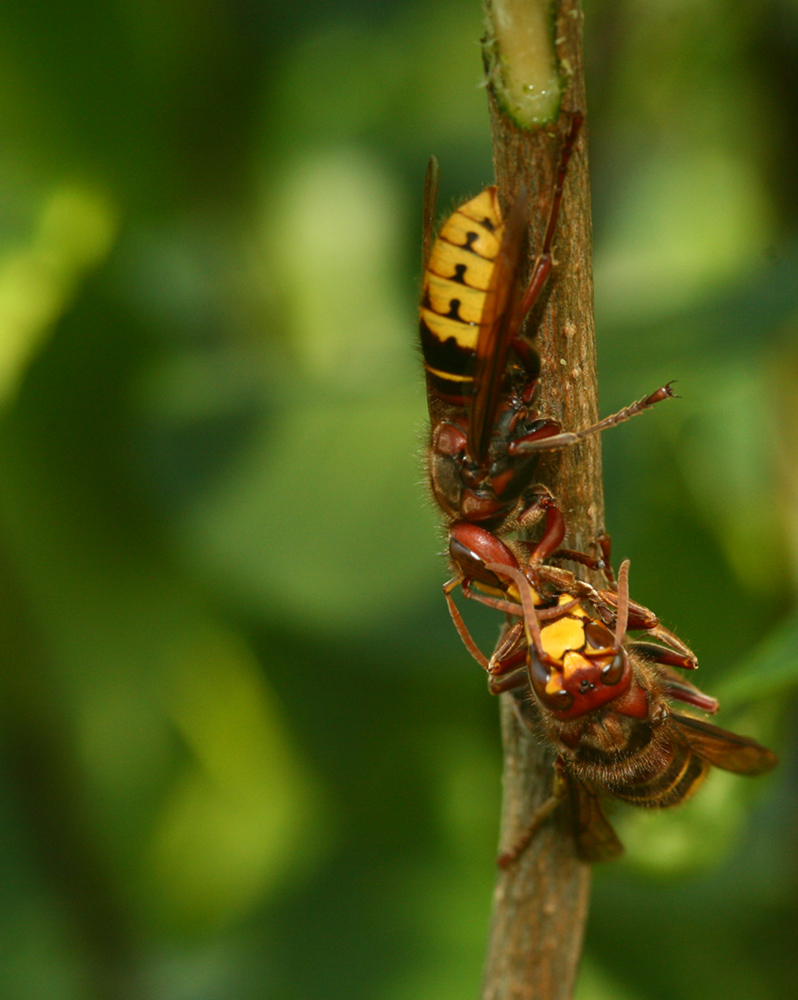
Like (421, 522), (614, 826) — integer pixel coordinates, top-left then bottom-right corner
(481, 2), (600, 998)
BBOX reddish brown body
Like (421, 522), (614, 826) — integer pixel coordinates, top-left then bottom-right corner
(475, 556), (777, 863)
(420, 117), (775, 863)
(421, 117), (675, 622)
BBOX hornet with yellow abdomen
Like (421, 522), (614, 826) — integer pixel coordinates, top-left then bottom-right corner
(420, 113), (673, 607)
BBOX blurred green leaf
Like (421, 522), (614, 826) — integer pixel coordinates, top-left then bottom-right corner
(576, 959), (645, 1000)
(143, 625), (325, 933)
(716, 609), (798, 707)
(676, 362), (784, 595)
(184, 394), (442, 635)
(0, 184), (116, 405)
(595, 149), (774, 325)
(265, 147), (408, 388)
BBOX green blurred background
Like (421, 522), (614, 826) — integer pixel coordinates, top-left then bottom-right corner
(0, 1), (796, 998)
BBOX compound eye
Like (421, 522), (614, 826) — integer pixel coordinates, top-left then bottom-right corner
(584, 620), (614, 649)
(543, 688), (575, 712)
(601, 650), (626, 686)
(528, 651), (574, 713)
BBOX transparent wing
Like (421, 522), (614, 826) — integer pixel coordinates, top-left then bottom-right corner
(672, 713), (777, 775)
(467, 187), (529, 465)
(567, 776), (625, 863)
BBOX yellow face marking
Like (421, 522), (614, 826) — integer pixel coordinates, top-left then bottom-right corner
(540, 614), (587, 662)
(561, 650), (603, 684)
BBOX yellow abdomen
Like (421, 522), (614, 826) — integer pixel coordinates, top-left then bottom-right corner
(420, 187), (504, 401)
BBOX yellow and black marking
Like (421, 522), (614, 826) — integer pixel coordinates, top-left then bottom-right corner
(539, 596), (590, 662)
(420, 187), (504, 402)
(537, 598), (620, 710)
(611, 751), (708, 807)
